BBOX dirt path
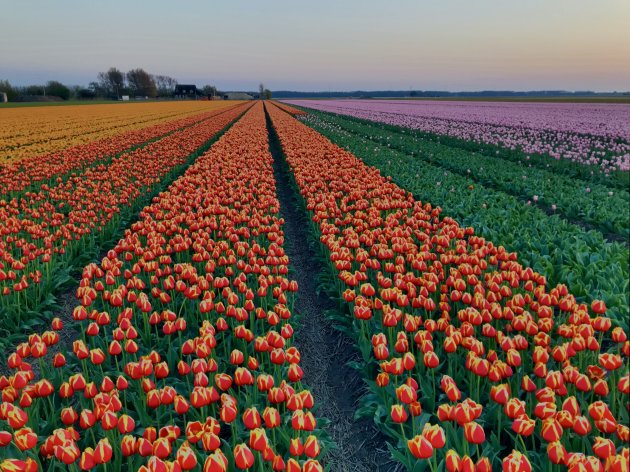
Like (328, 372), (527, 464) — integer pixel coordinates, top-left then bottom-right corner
(265, 108), (400, 472)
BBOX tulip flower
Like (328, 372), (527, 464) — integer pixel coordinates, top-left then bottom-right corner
(407, 434), (433, 459)
(391, 404), (408, 423)
(234, 443), (255, 470)
(94, 438), (113, 464)
(502, 450), (532, 472)
(464, 421), (486, 444)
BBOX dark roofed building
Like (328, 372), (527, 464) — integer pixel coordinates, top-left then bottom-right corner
(174, 84), (200, 99)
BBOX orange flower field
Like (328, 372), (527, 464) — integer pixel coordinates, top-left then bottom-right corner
(0, 100), (627, 472)
(0, 101), (239, 164)
(0, 102), (250, 341)
(0, 103), (243, 198)
(266, 102), (628, 471)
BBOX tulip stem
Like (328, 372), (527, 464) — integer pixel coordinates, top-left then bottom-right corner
(497, 412), (502, 444)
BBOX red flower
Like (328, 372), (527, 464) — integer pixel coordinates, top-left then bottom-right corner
(464, 421), (486, 444)
(203, 450), (228, 472)
(445, 450), (462, 472)
(407, 434), (433, 459)
(94, 438), (113, 464)
(546, 441), (567, 465)
(390, 404), (408, 423)
(304, 435), (321, 458)
(233, 443), (255, 470)
(502, 450), (532, 472)
(176, 442), (198, 470)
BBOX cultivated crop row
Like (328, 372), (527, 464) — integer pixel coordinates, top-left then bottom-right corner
(0, 102), (234, 164)
(0, 103), (251, 345)
(298, 111), (629, 330)
(284, 99), (630, 174)
(301, 111), (629, 239)
(0, 102), (240, 197)
(266, 101), (629, 471)
(0, 102), (324, 472)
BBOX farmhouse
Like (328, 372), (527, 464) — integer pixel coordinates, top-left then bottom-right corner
(174, 84), (200, 99)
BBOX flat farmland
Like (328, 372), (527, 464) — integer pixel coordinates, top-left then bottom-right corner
(0, 100), (627, 472)
(0, 101), (239, 164)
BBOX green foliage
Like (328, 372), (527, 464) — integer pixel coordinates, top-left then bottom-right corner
(45, 80), (71, 100)
(155, 74), (177, 97)
(127, 68), (157, 97)
(307, 110), (630, 238)
(301, 110), (629, 329)
(0, 79), (17, 100)
(97, 67), (126, 98)
(202, 85), (216, 96)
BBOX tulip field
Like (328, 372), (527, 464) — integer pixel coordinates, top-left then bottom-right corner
(0, 100), (628, 472)
(284, 100), (630, 175)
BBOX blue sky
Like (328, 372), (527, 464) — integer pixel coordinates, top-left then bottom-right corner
(1, 0), (629, 91)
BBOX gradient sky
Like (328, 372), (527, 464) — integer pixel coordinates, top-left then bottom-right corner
(1, 0), (629, 91)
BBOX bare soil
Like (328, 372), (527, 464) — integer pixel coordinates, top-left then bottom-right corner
(267, 109), (400, 472)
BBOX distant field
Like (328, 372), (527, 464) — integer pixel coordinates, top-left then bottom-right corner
(0, 99), (166, 108)
(286, 98), (630, 171)
(0, 100), (238, 162)
(0, 99), (628, 472)
(401, 96), (630, 103)
(291, 96), (630, 104)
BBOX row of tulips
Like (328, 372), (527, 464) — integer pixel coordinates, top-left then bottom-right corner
(0, 103), (251, 340)
(267, 103), (305, 117)
(298, 110), (629, 239)
(286, 104), (630, 192)
(297, 110), (629, 330)
(0, 101), (234, 165)
(0, 102), (324, 471)
(265, 102), (629, 471)
(0, 102), (239, 198)
(283, 100), (630, 174)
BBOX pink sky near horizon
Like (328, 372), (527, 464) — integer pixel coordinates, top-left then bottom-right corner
(1, 0), (629, 91)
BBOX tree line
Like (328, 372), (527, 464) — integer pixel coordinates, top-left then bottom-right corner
(0, 79), (73, 101)
(1, 67), (221, 101)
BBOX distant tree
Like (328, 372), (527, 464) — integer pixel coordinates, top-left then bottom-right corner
(46, 81), (70, 100)
(263, 89), (272, 100)
(25, 84), (46, 96)
(0, 80), (17, 100)
(127, 68), (157, 97)
(78, 88), (97, 99)
(68, 85), (82, 100)
(98, 67), (125, 98)
(88, 81), (107, 98)
(259, 83), (264, 99)
(201, 85), (218, 97)
(155, 75), (178, 97)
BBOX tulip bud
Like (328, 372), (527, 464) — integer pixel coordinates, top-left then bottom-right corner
(94, 438), (113, 464)
(234, 443), (255, 470)
(407, 434), (433, 459)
